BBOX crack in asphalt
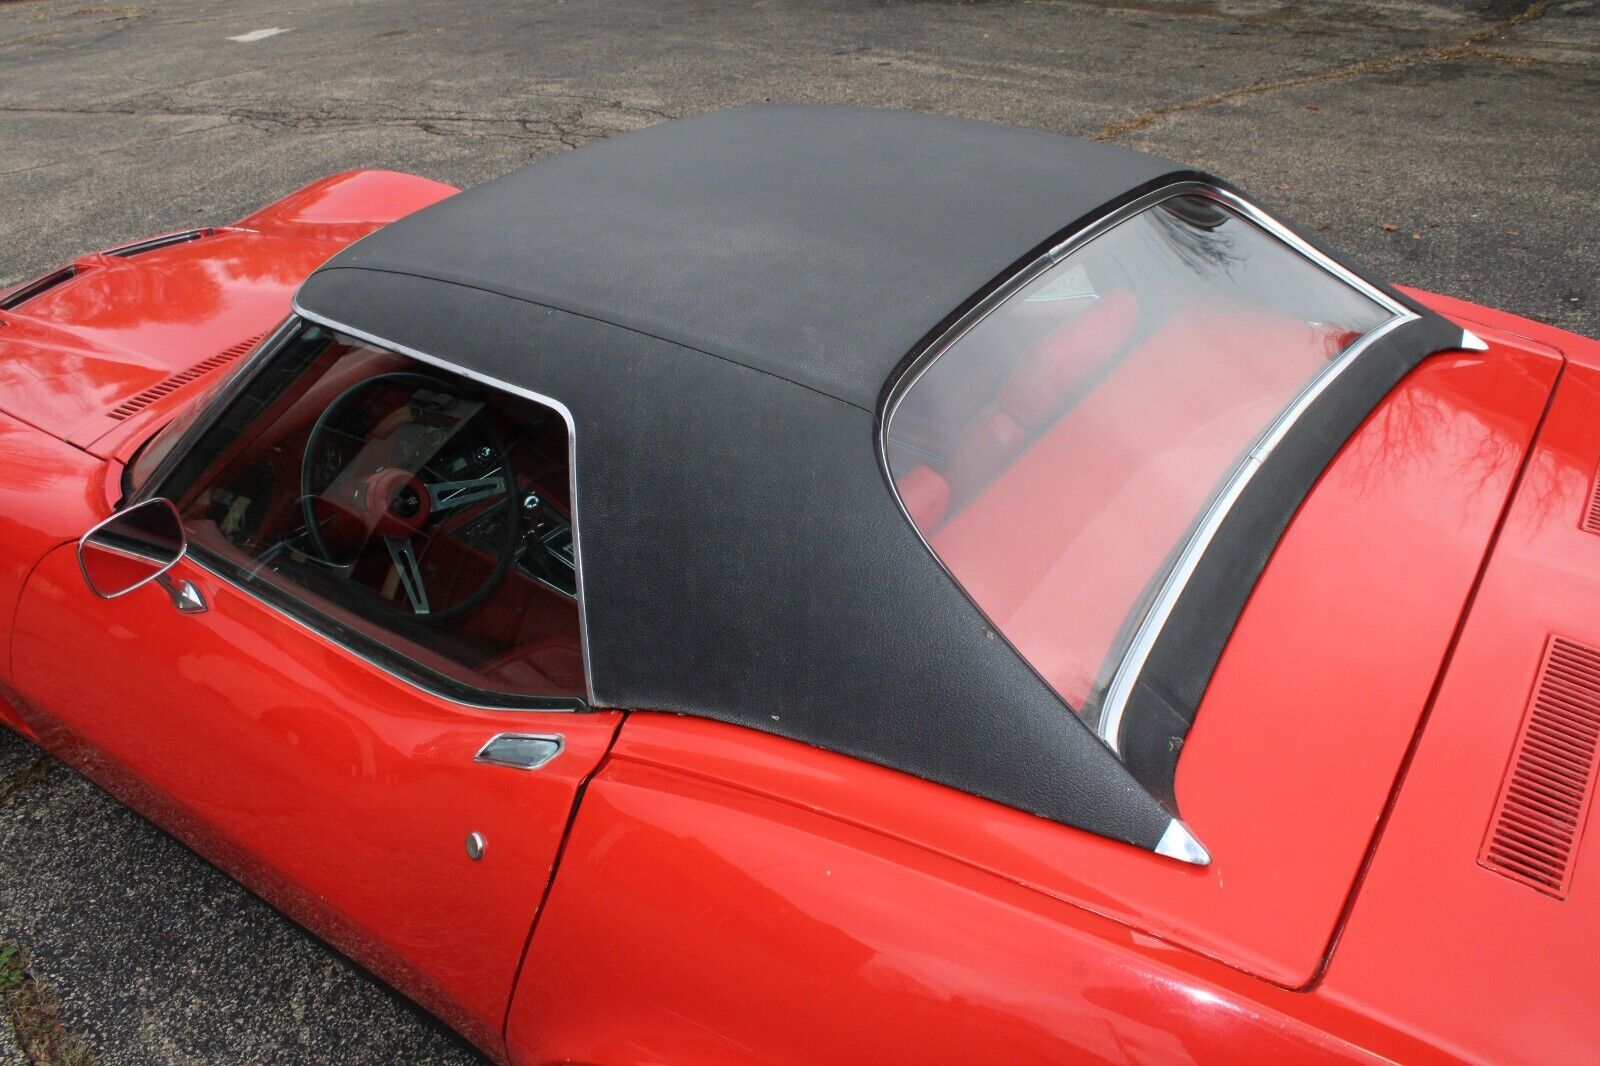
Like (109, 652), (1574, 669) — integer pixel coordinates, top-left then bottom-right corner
(0, 117), (232, 178)
(0, 98), (677, 175)
(0, 5), (143, 52)
(1094, 1), (1552, 141)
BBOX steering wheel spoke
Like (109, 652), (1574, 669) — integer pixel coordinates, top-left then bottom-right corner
(302, 372), (518, 625)
(427, 476), (507, 513)
(384, 535), (431, 616)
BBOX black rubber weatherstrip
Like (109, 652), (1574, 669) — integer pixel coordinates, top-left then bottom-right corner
(1118, 312), (1470, 806)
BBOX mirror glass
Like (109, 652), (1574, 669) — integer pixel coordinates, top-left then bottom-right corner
(78, 498), (187, 599)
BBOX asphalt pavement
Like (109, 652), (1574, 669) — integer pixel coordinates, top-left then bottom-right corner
(1, 0), (1596, 1062)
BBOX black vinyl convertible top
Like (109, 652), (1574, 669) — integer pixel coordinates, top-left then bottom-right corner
(294, 106), (1461, 861)
(305, 106), (1186, 411)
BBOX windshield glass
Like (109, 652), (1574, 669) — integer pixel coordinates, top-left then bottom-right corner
(884, 192), (1396, 736)
(126, 379), (225, 493)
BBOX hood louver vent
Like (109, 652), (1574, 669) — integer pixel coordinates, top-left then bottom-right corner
(0, 266), (78, 311)
(106, 332), (265, 421)
(1480, 636), (1600, 899)
(1583, 462), (1600, 535)
(105, 228), (213, 259)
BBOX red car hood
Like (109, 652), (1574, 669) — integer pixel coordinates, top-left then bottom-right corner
(1321, 294), (1600, 1064)
(0, 170), (456, 456)
(0, 229), (338, 451)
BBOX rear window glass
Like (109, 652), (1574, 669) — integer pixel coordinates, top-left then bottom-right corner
(884, 193), (1395, 735)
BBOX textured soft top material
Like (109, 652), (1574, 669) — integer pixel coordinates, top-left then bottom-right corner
(293, 106), (1459, 857)
(308, 106), (1185, 410)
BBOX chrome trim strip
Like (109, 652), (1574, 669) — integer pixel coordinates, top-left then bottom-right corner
(1098, 315), (1413, 748)
(879, 181), (1418, 762)
(1460, 328), (1489, 352)
(1094, 202), (1413, 750)
(292, 301), (600, 707)
(182, 551), (584, 713)
(1100, 314), (1411, 747)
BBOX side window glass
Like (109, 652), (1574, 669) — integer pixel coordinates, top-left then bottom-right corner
(157, 323), (586, 702)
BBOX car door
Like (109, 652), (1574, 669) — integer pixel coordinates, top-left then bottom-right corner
(8, 320), (618, 1057)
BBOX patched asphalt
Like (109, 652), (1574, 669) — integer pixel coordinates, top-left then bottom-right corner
(1, 0), (1596, 1062)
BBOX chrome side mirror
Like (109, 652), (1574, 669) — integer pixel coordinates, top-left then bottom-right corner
(77, 498), (187, 600)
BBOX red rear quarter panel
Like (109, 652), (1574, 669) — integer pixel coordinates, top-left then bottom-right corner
(508, 318), (1566, 1062)
(1319, 305), (1600, 1064)
(508, 719), (1419, 1065)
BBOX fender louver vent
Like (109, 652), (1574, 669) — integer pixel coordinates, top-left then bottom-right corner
(106, 333), (265, 421)
(1583, 461), (1600, 535)
(1480, 636), (1600, 899)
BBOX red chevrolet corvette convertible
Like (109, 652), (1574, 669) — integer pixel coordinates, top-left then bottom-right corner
(1, 107), (1596, 1063)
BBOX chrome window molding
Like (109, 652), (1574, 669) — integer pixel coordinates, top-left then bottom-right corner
(1094, 311), (1410, 751)
(179, 546), (586, 713)
(134, 308), (594, 714)
(879, 180), (1417, 758)
(291, 301), (599, 709)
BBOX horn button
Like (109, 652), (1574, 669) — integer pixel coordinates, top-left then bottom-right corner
(366, 468), (432, 537)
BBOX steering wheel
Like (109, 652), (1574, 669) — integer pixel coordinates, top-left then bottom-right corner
(298, 372), (519, 624)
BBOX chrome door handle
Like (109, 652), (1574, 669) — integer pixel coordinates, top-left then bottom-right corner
(475, 733), (562, 770)
(155, 574), (207, 614)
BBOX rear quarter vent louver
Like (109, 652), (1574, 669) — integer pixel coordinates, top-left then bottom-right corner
(106, 332), (265, 421)
(1480, 636), (1600, 899)
(1583, 461), (1600, 535)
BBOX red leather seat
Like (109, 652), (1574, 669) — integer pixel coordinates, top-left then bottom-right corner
(895, 464), (952, 529)
(930, 303), (1340, 710)
(477, 636), (586, 697)
(943, 289), (1139, 505)
(997, 289), (1139, 430)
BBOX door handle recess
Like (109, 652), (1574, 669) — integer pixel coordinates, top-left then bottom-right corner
(475, 733), (563, 770)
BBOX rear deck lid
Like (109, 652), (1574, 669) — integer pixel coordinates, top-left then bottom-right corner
(1324, 352), (1600, 1061)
